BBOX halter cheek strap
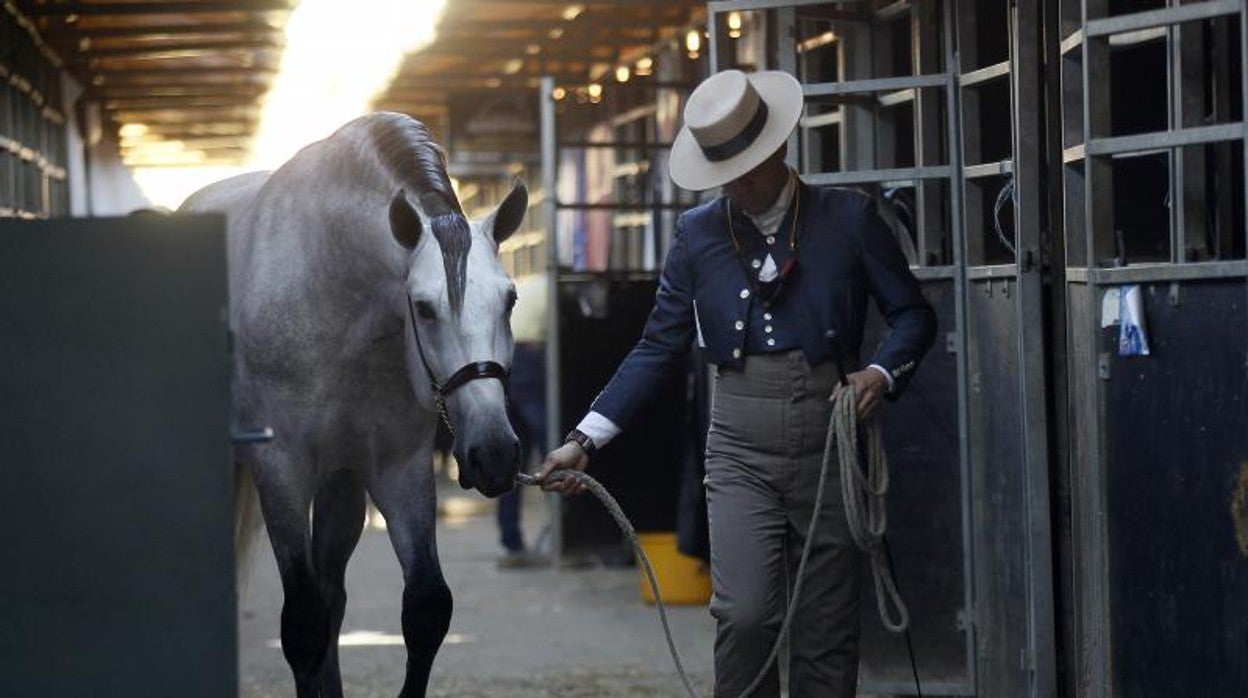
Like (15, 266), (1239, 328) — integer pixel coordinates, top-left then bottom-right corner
(406, 299), (510, 436)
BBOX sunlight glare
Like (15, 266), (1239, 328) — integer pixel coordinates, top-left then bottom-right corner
(133, 0), (447, 209)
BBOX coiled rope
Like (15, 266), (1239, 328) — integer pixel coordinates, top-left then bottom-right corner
(516, 383), (913, 698)
(832, 384), (910, 633)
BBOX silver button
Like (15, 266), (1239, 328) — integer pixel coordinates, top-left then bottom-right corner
(739, 289), (750, 299)
(734, 320), (745, 331)
(751, 259), (762, 269)
(766, 236), (776, 245)
(764, 325), (773, 333)
(732, 348), (742, 359)
(763, 313), (773, 321)
(766, 338), (776, 347)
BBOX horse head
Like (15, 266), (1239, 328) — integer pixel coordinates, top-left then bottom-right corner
(389, 182), (529, 497)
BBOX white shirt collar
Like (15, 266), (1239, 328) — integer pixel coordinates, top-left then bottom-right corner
(745, 169), (796, 237)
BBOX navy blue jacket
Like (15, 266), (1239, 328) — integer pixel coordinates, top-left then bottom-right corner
(591, 180), (937, 429)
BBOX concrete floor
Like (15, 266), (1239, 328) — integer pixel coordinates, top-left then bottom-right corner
(238, 485), (717, 697)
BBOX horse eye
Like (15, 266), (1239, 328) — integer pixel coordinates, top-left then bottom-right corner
(415, 301), (436, 320)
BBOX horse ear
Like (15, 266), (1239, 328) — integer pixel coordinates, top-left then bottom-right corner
(389, 189), (423, 250)
(488, 181), (528, 246)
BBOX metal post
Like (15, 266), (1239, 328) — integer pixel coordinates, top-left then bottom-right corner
(1240, 0), (1247, 269)
(540, 75), (563, 568)
(1009, 0), (1058, 694)
(1078, 1), (1112, 694)
(943, 0), (978, 691)
(775, 5), (800, 168)
(708, 5), (720, 74)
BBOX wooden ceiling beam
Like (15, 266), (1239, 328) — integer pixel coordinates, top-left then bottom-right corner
(92, 83), (268, 97)
(122, 144), (249, 154)
(415, 33), (662, 55)
(438, 17), (665, 33)
(115, 125), (253, 138)
(103, 95), (262, 109)
(34, 1), (295, 16)
(107, 111), (260, 124)
(442, 0), (697, 8)
(71, 40), (284, 59)
(118, 135), (250, 147)
(91, 66), (278, 80)
(72, 22), (282, 38)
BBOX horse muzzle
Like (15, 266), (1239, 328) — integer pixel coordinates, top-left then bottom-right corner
(454, 432), (521, 498)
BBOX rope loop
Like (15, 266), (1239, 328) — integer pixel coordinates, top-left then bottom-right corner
(830, 385), (910, 634)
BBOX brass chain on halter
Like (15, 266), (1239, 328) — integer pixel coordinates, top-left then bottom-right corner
(435, 394), (456, 438)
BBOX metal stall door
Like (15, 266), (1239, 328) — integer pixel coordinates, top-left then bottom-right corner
(1058, 1), (1248, 695)
(0, 216), (235, 697)
(707, 1), (1056, 695)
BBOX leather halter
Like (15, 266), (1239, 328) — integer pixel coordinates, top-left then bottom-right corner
(406, 299), (510, 436)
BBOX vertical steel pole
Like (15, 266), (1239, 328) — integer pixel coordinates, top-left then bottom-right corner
(776, 5), (800, 169)
(1079, 2), (1112, 694)
(1010, 0), (1058, 694)
(944, 0), (979, 691)
(540, 75), (563, 568)
(1240, 1), (1247, 273)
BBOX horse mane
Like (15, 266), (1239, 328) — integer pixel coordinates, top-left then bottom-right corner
(363, 112), (471, 314)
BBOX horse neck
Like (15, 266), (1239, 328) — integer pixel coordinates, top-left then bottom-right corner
(260, 152), (407, 330)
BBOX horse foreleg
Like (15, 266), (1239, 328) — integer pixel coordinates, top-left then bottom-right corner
(368, 451), (451, 698)
(311, 468), (367, 698)
(252, 452), (331, 698)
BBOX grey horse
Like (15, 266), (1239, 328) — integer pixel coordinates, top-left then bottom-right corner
(181, 113), (528, 697)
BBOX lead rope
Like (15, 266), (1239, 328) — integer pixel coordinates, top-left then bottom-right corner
(515, 469), (699, 697)
(516, 384), (918, 698)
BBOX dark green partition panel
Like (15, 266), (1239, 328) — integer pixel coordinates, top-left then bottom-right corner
(0, 215), (234, 697)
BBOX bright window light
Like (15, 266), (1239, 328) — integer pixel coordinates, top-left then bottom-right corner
(134, 0), (448, 209)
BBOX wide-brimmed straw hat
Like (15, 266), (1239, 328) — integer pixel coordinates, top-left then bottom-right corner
(669, 69), (803, 191)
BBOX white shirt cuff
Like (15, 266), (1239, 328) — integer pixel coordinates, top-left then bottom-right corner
(867, 363), (895, 394)
(575, 411), (622, 448)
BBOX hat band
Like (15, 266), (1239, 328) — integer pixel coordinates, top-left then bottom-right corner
(699, 100), (769, 163)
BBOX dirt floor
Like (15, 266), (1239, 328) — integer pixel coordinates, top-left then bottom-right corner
(238, 485), (717, 697)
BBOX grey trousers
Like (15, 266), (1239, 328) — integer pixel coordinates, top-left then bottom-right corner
(704, 351), (862, 698)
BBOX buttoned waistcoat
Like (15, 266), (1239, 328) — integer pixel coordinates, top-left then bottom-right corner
(591, 180), (937, 429)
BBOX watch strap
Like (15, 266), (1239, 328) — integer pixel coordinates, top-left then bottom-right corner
(564, 428), (597, 455)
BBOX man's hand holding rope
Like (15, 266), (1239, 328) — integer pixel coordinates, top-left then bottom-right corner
(831, 368), (888, 421)
(536, 442), (590, 495)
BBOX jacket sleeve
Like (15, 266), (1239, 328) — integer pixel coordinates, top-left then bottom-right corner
(589, 215), (696, 429)
(856, 197), (937, 397)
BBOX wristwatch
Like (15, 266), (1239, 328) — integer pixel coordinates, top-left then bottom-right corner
(564, 428), (597, 456)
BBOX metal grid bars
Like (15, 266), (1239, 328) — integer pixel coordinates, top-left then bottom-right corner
(1, 3), (68, 219)
(711, 0), (962, 271)
(541, 80), (698, 277)
(1061, 0), (1248, 275)
(1059, 3), (1248, 696)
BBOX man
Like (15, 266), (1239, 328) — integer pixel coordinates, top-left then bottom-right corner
(496, 277), (547, 568)
(539, 69), (936, 697)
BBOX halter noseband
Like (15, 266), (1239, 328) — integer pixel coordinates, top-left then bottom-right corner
(406, 299), (510, 436)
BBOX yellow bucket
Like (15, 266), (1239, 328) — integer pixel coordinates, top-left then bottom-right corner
(636, 532), (712, 605)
